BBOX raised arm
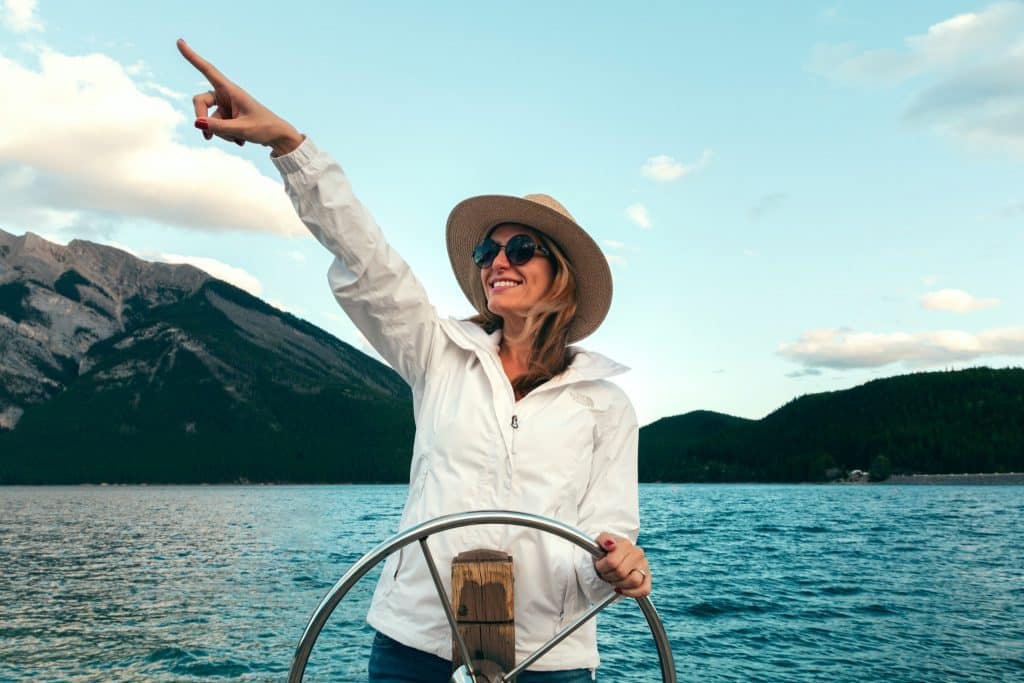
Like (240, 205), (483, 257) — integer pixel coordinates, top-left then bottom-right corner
(272, 142), (439, 386)
(178, 40), (439, 387)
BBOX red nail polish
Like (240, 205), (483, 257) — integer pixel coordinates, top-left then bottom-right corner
(602, 539), (615, 550)
(195, 118), (208, 130)
(614, 587), (622, 594)
(203, 131), (213, 141)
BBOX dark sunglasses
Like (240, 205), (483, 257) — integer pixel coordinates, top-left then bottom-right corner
(472, 234), (552, 268)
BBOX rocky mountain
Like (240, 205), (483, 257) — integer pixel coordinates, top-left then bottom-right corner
(0, 229), (414, 484)
(0, 230), (208, 429)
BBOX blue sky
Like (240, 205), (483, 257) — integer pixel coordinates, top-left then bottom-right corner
(1, 1), (1022, 425)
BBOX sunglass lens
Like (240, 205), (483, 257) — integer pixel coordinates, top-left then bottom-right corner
(473, 239), (500, 268)
(504, 235), (537, 266)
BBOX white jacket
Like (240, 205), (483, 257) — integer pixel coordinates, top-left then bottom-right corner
(273, 139), (640, 671)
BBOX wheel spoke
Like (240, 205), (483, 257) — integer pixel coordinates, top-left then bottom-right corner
(502, 591), (621, 681)
(418, 537), (477, 678)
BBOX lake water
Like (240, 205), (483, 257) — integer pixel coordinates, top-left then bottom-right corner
(1, 484), (1022, 682)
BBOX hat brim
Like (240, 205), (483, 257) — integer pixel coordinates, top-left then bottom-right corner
(446, 195), (612, 343)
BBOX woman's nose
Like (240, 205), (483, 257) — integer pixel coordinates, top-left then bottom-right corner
(490, 246), (511, 269)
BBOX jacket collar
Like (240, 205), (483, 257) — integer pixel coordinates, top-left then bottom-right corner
(439, 317), (629, 385)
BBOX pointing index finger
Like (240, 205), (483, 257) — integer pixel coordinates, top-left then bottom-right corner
(176, 39), (230, 87)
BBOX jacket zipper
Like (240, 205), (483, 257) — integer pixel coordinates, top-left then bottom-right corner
(510, 414), (518, 454)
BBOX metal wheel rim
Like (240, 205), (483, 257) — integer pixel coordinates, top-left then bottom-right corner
(288, 510), (676, 682)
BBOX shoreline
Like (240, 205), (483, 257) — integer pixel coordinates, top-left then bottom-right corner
(882, 472), (1024, 485)
(3, 474), (1024, 486)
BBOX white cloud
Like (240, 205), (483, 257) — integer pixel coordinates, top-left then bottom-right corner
(625, 203), (651, 229)
(2, 0), (42, 33)
(0, 48), (307, 237)
(908, 4), (1023, 67)
(640, 150), (712, 182)
(920, 288), (1000, 313)
(603, 239), (626, 249)
(809, 3), (1024, 84)
(785, 367), (823, 378)
(141, 81), (186, 100)
(778, 325), (1024, 369)
(287, 250), (306, 262)
(151, 253), (264, 296)
(89, 239), (264, 297)
(903, 53), (1024, 154)
(641, 156), (685, 182)
(922, 274), (940, 286)
(0, 168), (81, 232)
(12, 208), (80, 232)
(808, 2), (1024, 155)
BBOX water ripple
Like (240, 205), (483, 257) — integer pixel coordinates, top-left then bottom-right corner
(0, 484), (1022, 681)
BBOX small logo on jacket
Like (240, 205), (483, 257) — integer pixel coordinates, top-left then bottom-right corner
(569, 390), (594, 408)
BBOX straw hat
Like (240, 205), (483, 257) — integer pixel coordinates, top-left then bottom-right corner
(445, 193), (612, 343)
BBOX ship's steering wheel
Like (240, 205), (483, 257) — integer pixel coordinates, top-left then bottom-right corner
(287, 510), (676, 682)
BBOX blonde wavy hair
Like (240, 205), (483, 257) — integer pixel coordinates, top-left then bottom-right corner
(469, 226), (578, 398)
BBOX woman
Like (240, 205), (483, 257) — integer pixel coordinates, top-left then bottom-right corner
(178, 40), (651, 681)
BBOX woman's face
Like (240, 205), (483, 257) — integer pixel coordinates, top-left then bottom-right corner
(479, 223), (555, 322)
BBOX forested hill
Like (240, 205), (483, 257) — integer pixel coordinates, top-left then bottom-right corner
(639, 367), (1024, 482)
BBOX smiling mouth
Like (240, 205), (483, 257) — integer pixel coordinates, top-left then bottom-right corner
(489, 279), (523, 291)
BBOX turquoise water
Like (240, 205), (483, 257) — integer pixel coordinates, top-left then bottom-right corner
(1, 484), (1022, 681)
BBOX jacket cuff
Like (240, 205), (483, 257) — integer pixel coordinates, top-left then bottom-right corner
(576, 550), (614, 605)
(271, 136), (318, 174)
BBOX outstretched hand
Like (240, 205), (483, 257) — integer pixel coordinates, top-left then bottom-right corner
(594, 532), (651, 598)
(177, 39), (304, 156)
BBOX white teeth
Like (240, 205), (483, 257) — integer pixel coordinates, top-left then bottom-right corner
(491, 280), (521, 288)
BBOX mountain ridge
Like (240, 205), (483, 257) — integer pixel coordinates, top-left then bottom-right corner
(639, 366), (1024, 481)
(0, 229), (415, 484)
(3, 230), (1022, 484)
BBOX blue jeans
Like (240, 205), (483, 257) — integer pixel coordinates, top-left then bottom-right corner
(368, 631), (595, 682)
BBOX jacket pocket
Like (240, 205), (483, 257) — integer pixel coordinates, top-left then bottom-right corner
(390, 549), (405, 589)
(376, 549), (402, 599)
(558, 560), (572, 625)
(556, 546), (585, 631)
(385, 452), (431, 595)
(554, 502), (579, 627)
